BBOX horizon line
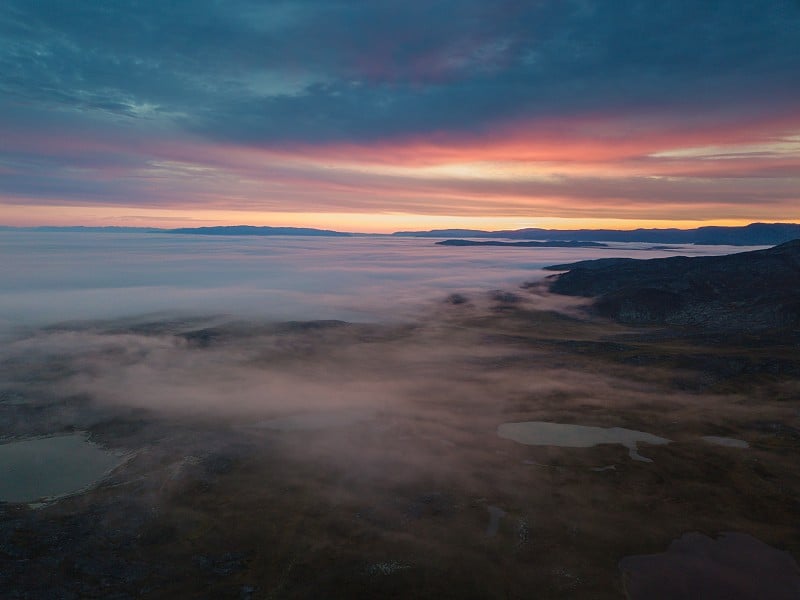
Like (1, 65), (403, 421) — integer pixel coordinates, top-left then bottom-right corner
(2, 221), (800, 235)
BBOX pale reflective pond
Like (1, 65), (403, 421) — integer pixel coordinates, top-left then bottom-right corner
(497, 421), (670, 462)
(702, 435), (749, 448)
(0, 433), (124, 503)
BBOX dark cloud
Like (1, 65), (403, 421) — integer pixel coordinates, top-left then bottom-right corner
(2, 1), (798, 145)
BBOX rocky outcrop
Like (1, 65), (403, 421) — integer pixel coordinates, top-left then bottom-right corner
(546, 240), (800, 330)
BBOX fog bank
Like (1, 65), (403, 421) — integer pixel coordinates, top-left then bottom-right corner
(0, 232), (752, 332)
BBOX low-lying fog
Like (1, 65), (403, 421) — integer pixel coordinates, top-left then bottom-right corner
(3, 232), (796, 598)
(0, 232), (768, 442)
(0, 232), (749, 331)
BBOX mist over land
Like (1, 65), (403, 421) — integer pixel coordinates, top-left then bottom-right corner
(2, 0), (799, 595)
(2, 233), (800, 598)
(2, 232), (739, 330)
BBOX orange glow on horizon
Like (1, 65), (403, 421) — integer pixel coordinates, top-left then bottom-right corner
(2, 110), (798, 229)
(1, 203), (795, 234)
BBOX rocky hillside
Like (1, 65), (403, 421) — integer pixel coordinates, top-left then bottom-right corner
(545, 240), (800, 330)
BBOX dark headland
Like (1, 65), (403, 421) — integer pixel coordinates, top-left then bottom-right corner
(544, 239), (800, 331)
(398, 222), (800, 246)
(436, 239), (607, 248)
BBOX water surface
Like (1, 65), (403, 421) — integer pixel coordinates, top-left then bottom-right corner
(702, 435), (749, 448)
(498, 421), (670, 462)
(0, 433), (124, 503)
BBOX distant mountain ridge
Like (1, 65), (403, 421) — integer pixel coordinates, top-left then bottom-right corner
(436, 239), (607, 248)
(0, 226), (161, 233)
(395, 223), (800, 246)
(0, 225), (351, 237)
(168, 225), (351, 237)
(2, 222), (799, 245)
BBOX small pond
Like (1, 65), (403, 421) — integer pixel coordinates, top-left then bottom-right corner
(702, 435), (749, 448)
(0, 433), (124, 504)
(497, 421), (670, 462)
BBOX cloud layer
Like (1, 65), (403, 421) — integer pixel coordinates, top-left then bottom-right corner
(0, 233), (749, 333)
(1, 1), (799, 227)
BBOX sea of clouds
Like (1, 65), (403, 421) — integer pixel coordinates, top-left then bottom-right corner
(0, 232), (752, 333)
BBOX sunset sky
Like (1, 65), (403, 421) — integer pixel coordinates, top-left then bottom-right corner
(1, 1), (799, 232)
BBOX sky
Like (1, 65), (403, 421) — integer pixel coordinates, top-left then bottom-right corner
(1, 0), (799, 232)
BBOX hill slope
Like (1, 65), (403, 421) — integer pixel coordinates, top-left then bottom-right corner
(545, 240), (800, 330)
(396, 223), (800, 245)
